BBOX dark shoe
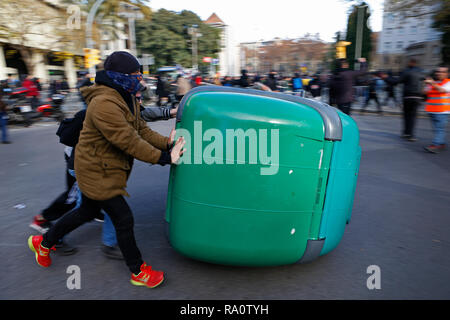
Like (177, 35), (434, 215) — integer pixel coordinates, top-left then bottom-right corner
(102, 245), (124, 260)
(401, 134), (411, 139)
(2, 141), (11, 144)
(54, 239), (78, 256)
(424, 145), (442, 154)
(93, 212), (104, 223)
(407, 137), (417, 142)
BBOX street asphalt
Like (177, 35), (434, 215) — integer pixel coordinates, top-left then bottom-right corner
(0, 105), (449, 300)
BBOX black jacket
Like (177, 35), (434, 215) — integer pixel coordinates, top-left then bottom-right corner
(329, 63), (367, 104)
(395, 66), (424, 98)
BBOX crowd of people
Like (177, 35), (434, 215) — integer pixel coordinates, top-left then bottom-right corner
(1, 50), (449, 289)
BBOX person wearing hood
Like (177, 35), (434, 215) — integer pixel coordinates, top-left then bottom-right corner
(27, 51), (185, 289)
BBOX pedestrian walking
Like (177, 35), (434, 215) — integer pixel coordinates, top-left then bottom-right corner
(0, 83), (11, 144)
(423, 66), (450, 153)
(27, 51), (185, 288)
(328, 57), (367, 115)
(361, 73), (383, 115)
(382, 71), (399, 108)
(394, 59), (424, 142)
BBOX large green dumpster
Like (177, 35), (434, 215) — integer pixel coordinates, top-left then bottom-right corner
(165, 86), (361, 266)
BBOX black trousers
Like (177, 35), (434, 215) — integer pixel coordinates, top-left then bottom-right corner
(403, 98), (420, 136)
(43, 194), (143, 274)
(41, 169), (77, 221)
(337, 103), (352, 115)
(364, 92), (382, 112)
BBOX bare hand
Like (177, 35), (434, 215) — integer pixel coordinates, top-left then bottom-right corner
(168, 128), (176, 146)
(170, 137), (185, 164)
(358, 57), (366, 63)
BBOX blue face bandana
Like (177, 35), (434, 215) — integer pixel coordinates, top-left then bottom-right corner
(106, 70), (144, 96)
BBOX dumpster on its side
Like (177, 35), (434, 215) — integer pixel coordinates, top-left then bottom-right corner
(165, 86), (361, 266)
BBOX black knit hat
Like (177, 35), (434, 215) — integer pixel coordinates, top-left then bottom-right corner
(104, 51), (141, 74)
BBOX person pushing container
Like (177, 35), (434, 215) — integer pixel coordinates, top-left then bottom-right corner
(27, 51), (185, 288)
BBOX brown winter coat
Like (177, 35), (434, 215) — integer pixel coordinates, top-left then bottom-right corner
(75, 84), (169, 201)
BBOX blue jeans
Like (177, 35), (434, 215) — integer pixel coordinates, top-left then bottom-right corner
(1, 112), (9, 142)
(68, 169), (118, 247)
(430, 113), (448, 146)
(102, 212), (118, 247)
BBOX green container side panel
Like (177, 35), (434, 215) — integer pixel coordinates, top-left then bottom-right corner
(168, 199), (312, 266)
(169, 92), (331, 214)
(319, 112), (361, 256)
(165, 90), (353, 266)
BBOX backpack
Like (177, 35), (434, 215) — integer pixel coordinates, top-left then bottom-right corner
(56, 109), (86, 147)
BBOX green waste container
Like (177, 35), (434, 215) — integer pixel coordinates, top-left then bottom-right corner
(165, 86), (361, 266)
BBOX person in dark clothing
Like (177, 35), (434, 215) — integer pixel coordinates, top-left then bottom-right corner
(382, 71), (399, 107)
(156, 74), (170, 106)
(0, 82), (11, 144)
(265, 71), (279, 92)
(306, 74), (322, 99)
(384, 59), (424, 141)
(329, 57), (367, 115)
(222, 76), (233, 87)
(239, 69), (250, 88)
(361, 73), (383, 114)
(28, 51), (185, 289)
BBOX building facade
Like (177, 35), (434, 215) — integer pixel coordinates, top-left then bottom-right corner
(377, 2), (442, 72)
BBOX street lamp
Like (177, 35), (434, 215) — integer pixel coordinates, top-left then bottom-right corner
(188, 25), (202, 73)
(355, 4), (368, 70)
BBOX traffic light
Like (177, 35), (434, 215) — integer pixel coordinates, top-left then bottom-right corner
(83, 48), (101, 68)
(335, 41), (351, 59)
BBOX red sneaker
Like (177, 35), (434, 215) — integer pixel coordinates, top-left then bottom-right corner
(29, 215), (53, 234)
(28, 235), (54, 267)
(130, 263), (164, 288)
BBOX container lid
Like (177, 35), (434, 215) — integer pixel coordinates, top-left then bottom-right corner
(177, 86), (343, 141)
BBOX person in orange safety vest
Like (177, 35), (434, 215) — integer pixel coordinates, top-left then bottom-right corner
(423, 66), (450, 154)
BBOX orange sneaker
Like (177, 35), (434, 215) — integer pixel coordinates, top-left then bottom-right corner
(28, 235), (54, 267)
(130, 263), (164, 288)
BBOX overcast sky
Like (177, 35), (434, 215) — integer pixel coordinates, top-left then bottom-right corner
(148, 0), (384, 44)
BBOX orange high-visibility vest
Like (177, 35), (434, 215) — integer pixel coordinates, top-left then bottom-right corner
(425, 78), (450, 113)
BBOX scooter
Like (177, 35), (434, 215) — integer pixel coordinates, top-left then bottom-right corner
(36, 92), (66, 122)
(5, 87), (39, 126)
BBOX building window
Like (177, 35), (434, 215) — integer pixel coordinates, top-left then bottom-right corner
(397, 41), (403, 49)
(384, 42), (391, 50)
(411, 26), (417, 34)
(386, 27), (393, 35)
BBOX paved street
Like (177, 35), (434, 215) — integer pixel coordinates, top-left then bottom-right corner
(0, 108), (449, 300)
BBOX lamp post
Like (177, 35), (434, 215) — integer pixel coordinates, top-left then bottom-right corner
(85, 0), (104, 77)
(355, 4), (368, 70)
(188, 25), (202, 73)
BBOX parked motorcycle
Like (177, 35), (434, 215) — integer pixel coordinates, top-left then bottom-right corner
(36, 92), (66, 122)
(4, 87), (39, 126)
